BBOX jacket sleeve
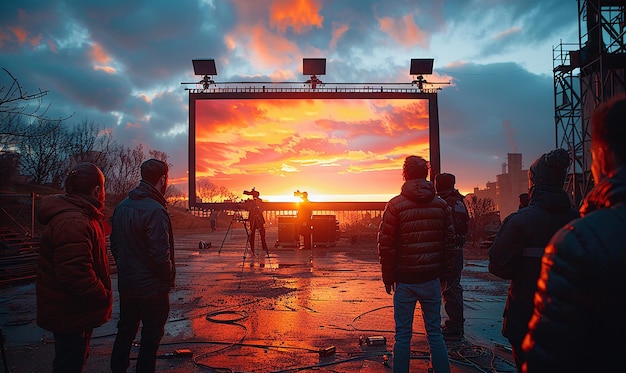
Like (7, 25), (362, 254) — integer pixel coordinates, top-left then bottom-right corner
(377, 203), (398, 285)
(146, 208), (175, 284)
(522, 222), (593, 372)
(53, 217), (111, 307)
(488, 213), (523, 279)
(441, 205), (457, 281)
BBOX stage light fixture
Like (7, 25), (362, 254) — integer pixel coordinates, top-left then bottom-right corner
(193, 59), (217, 76)
(192, 59), (217, 89)
(303, 58), (326, 76)
(410, 58), (434, 75)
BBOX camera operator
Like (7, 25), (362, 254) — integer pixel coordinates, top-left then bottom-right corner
(295, 190), (312, 250)
(244, 188), (268, 256)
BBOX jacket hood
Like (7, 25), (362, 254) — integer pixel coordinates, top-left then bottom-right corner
(38, 194), (104, 225)
(400, 178), (436, 204)
(128, 180), (167, 207)
(529, 184), (573, 213)
(580, 166), (626, 216)
(438, 188), (463, 200)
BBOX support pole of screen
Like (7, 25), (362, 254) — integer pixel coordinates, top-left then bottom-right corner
(428, 93), (440, 181)
(188, 93), (197, 207)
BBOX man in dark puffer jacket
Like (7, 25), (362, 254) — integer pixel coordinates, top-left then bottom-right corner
(378, 155), (456, 373)
(522, 95), (626, 372)
(37, 162), (112, 372)
(488, 148), (578, 372)
(110, 159), (175, 373)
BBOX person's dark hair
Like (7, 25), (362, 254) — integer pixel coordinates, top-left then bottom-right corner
(435, 173), (456, 191)
(65, 162), (104, 195)
(519, 192), (529, 209)
(591, 94), (626, 165)
(141, 159), (168, 185)
(403, 155), (429, 180)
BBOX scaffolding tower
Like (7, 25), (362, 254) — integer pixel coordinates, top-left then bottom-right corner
(554, 0), (626, 205)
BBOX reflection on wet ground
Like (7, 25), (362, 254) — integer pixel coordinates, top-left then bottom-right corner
(0, 226), (516, 372)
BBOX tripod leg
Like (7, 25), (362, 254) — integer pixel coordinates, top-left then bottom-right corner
(219, 217), (235, 254)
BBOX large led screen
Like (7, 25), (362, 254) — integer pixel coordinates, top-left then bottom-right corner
(191, 93), (436, 204)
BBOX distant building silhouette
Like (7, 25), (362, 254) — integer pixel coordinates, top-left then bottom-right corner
(473, 153), (528, 219)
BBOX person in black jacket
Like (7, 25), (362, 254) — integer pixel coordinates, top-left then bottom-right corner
(110, 159), (175, 373)
(522, 95), (626, 373)
(378, 155), (455, 373)
(435, 173), (469, 341)
(247, 194), (269, 257)
(488, 148), (578, 371)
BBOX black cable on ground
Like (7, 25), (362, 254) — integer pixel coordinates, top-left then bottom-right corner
(269, 351), (392, 373)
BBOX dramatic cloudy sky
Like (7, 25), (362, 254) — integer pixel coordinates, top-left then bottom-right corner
(0, 0), (579, 201)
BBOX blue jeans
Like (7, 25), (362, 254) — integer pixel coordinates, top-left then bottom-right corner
(111, 293), (170, 373)
(52, 329), (93, 373)
(393, 280), (450, 373)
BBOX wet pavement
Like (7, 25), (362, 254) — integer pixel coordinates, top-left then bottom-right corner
(0, 225), (516, 372)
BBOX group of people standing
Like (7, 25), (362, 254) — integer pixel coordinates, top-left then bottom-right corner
(32, 96), (625, 373)
(36, 159), (175, 373)
(378, 95), (626, 372)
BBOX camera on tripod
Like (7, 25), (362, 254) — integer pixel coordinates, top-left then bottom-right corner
(243, 187), (260, 199)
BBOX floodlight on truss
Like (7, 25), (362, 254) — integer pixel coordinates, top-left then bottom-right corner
(303, 58), (325, 89)
(192, 59), (217, 89)
(409, 58), (448, 91)
(410, 58), (434, 75)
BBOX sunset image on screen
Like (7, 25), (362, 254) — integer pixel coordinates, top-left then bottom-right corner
(194, 97), (431, 202)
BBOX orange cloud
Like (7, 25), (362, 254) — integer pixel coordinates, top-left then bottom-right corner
(125, 121), (142, 129)
(46, 38), (57, 53)
(29, 34), (42, 46)
(90, 43), (111, 64)
(378, 14), (428, 49)
(269, 0), (324, 34)
(230, 23), (300, 71)
(330, 22), (349, 50)
(94, 65), (117, 74)
(9, 26), (28, 44)
(494, 26), (521, 40)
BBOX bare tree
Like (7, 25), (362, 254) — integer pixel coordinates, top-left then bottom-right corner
(196, 177), (219, 202)
(165, 184), (186, 206)
(464, 195), (498, 247)
(66, 120), (114, 166)
(18, 120), (68, 186)
(148, 149), (169, 163)
(0, 68), (71, 137)
(218, 185), (238, 202)
(106, 143), (145, 199)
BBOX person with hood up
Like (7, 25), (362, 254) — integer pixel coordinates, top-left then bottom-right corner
(522, 95), (626, 372)
(36, 162), (112, 372)
(378, 155), (456, 373)
(488, 148), (578, 372)
(110, 159), (175, 373)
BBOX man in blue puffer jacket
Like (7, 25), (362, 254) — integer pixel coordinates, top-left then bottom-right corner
(110, 159), (175, 373)
(378, 155), (456, 373)
(522, 95), (626, 372)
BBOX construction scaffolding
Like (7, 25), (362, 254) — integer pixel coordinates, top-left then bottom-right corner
(554, 0), (626, 205)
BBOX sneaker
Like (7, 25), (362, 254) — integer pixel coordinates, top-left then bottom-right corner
(442, 325), (463, 341)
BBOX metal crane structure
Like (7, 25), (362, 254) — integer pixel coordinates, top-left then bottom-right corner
(554, 0), (626, 206)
